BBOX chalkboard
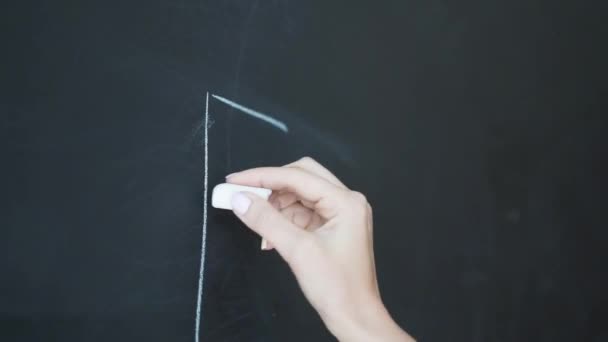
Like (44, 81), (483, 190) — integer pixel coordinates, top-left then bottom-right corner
(1, 1), (606, 341)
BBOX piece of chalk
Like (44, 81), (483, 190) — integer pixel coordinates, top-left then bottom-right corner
(211, 183), (272, 210)
(212, 183), (273, 250)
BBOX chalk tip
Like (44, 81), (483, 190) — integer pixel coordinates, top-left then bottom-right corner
(261, 239), (268, 250)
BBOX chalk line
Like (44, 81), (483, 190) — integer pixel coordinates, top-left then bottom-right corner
(194, 92), (209, 342)
(211, 94), (289, 133)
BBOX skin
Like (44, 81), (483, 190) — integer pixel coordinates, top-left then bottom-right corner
(226, 157), (415, 341)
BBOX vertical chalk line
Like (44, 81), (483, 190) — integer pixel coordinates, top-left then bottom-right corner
(194, 91), (209, 342)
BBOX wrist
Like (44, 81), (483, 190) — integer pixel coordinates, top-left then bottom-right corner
(322, 295), (414, 342)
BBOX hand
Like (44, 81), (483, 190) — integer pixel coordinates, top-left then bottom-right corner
(226, 157), (414, 341)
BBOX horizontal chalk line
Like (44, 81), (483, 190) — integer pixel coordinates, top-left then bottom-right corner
(211, 94), (289, 133)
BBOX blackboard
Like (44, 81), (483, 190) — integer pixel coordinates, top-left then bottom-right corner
(1, 1), (606, 341)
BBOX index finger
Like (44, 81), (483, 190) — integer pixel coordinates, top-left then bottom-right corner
(226, 167), (346, 218)
(285, 157), (347, 189)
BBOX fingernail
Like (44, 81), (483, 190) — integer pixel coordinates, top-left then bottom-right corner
(225, 172), (239, 179)
(261, 239), (268, 250)
(231, 192), (251, 215)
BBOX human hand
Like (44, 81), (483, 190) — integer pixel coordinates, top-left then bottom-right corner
(226, 157), (414, 342)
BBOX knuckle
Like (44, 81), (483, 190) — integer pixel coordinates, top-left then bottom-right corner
(335, 188), (353, 204)
(347, 191), (371, 222)
(298, 156), (317, 166)
(350, 191), (368, 206)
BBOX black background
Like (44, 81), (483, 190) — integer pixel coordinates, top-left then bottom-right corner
(1, 1), (606, 341)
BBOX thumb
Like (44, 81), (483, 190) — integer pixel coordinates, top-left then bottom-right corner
(231, 192), (304, 260)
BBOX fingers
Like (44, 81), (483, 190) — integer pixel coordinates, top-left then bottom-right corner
(227, 167), (347, 219)
(231, 192), (306, 261)
(263, 202), (318, 251)
(270, 192), (319, 212)
(269, 191), (298, 209)
(285, 157), (347, 189)
(279, 202), (322, 230)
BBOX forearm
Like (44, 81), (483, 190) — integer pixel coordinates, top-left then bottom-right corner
(323, 297), (415, 342)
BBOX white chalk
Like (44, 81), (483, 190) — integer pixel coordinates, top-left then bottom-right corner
(211, 183), (272, 210)
(211, 94), (289, 133)
(195, 91), (210, 342)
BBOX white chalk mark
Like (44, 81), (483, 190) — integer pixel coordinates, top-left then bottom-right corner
(194, 92), (210, 342)
(211, 94), (289, 133)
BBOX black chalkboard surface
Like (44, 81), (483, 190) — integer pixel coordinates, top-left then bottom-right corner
(1, 1), (606, 341)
